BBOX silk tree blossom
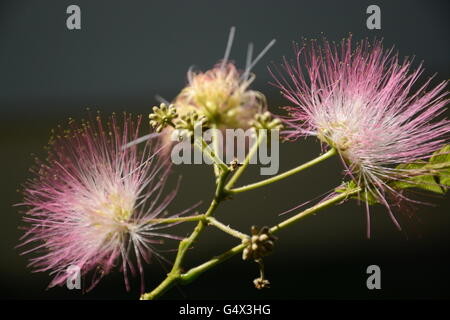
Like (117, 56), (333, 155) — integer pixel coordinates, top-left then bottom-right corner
(123, 28), (277, 155)
(149, 28), (276, 154)
(271, 37), (450, 235)
(174, 62), (267, 129)
(18, 113), (189, 292)
(173, 27), (275, 130)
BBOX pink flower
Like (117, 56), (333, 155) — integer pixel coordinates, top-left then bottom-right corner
(18, 113), (187, 292)
(271, 37), (449, 236)
(174, 62), (266, 129)
(171, 27), (275, 130)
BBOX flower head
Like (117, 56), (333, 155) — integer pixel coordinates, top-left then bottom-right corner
(152, 28), (276, 152)
(271, 37), (450, 234)
(174, 62), (266, 129)
(19, 113), (186, 292)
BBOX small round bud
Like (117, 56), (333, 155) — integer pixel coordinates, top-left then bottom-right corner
(229, 159), (241, 171)
(148, 103), (178, 133)
(249, 111), (283, 131)
(242, 226), (277, 261)
(253, 277), (270, 289)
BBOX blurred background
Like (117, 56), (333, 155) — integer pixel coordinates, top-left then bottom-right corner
(0, 0), (449, 300)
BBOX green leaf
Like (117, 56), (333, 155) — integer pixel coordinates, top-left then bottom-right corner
(392, 162), (443, 194)
(392, 174), (443, 194)
(429, 145), (450, 188)
(438, 169), (450, 188)
(430, 145), (450, 166)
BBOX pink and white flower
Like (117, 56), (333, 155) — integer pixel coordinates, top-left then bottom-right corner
(271, 37), (450, 235)
(19, 113), (187, 292)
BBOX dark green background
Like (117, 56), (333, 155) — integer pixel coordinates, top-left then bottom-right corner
(0, 0), (449, 299)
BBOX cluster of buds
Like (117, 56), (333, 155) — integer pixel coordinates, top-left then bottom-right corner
(242, 226), (277, 261)
(253, 276), (271, 289)
(174, 63), (267, 130)
(229, 158), (242, 172)
(148, 103), (211, 143)
(249, 111), (283, 131)
(174, 111), (208, 142)
(242, 226), (276, 290)
(149, 103), (178, 133)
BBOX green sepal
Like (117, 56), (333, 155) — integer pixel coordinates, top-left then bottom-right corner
(335, 181), (379, 205)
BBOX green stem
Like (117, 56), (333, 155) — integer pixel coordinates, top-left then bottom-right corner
(141, 171), (229, 300)
(268, 186), (359, 233)
(194, 136), (229, 173)
(225, 131), (266, 190)
(180, 185), (360, 285)
(180, 242), (247, 285)
(206, 217), (249, 240)
(228, 148), (337, 194)
(141, 143), (340, 300)
(171, 173), (226, 272)
(211, 124), (220, 177)
(144, 215), (205, 225)
(140, 273), (178, 300)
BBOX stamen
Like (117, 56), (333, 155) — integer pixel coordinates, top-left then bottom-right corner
(242, 42), (254, 81)
(221, 26), (236, 69)
(155, 95), (170, 105)
(122, 133), (160, 149)
(247, 39), (277, 72)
